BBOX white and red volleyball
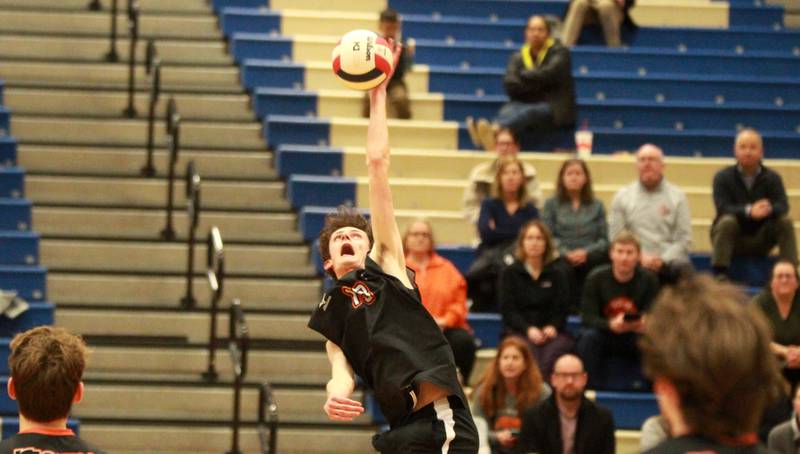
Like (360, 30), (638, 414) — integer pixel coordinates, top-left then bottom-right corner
(331, 29), (393, 90)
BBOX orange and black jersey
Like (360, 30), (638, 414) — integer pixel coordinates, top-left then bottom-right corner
(308, 256), (465, 427)
(0, 428), (107, 454)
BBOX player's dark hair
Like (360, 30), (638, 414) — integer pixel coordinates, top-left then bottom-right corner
(640, 275), (785, 441)
(318, 206), (373, 278)
(9, 326), (87, 423)
(379, 8), (399, 23)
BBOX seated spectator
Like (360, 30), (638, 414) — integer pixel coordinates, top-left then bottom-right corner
(755, 260), (800, 391)
(640, 415), (670, 452)
(467, 156), (540, 312)
(472, 336), (551, 454)
(361, 8), (413, 119)
(403, 218), (477, 383)
(467, 15), (576, 150)
(711, 128), (798, 278)
(768, 385), (800, 454)
(639, 275), (785, 453)
(0, 326), (108, 454)
(576, 231), (659, 389)
(516, 354), (615, 454)
(498, 220), (574, 379)
(542, 158), (609, 310)
(561, 0), (636, 47)
(463, 128), (542, 225)
(609, 144), (693, 285)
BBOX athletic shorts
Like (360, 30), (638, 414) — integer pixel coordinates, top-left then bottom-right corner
(372, 395), (479, 454)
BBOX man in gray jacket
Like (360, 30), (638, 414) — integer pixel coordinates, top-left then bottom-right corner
(768, 386), (800, 454)
(608, 144), (693, 284)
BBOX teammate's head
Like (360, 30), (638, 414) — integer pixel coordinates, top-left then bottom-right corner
(640, 275), (785, 441)
(378, 8), (401, 40)
(8, 326), (88, 423)
(319, 206), (374, 279)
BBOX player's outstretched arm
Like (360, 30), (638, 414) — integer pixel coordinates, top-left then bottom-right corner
(366, 42), (413, 288)
(323, 340), (364, 421)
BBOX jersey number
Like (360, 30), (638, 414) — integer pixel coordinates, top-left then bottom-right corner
(341, 281), (375, 309)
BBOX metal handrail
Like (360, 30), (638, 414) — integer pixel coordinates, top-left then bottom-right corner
(123, 0), (140, 117)
(104, 0), (120, 61)
(258, 382), (278, 454)
(227, 299), (249, 454)
(202, 226), (224, 381)
(141, 39), (161, 177)
(181, 161), (201, 308)
(159, 97), (180, 241)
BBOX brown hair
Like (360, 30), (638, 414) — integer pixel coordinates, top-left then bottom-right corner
(402, 218), (436, 255)
(514, 220), (556, 264)
(9, 326), (88, 423)
(610, 229), (641, 252)
(768, 259), (800, 286)
(639, 275), (785, 441)
(318, 206), (373, 278)
(491, 156), (529, 205)
(477, 336), (544, 420)
(555, 158), (594, 205)
(494, 127), (519, 144)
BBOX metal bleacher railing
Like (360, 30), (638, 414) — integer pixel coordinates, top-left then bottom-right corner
(258, 382), (278, 454)
(123, 0), (140, 117)
(142, 39), (161, 177)
(160, 97), (181, 241)
(202, 226), (224, 381)
(227, 298), (249, 454)
(181, 160), (201, 308)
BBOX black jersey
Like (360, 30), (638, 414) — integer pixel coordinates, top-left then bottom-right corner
(0, 428), (107, 454)
(308, 256), (464, 427)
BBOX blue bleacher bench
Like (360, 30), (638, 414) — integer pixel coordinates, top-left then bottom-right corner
(631, 27), (800, 55)
(275, 145), (343, 178)
(0, 80), (4, 106)
(288, 174), (356, 209)
(0, 168), (24, 199)
(0, 138), (17, 168)
(389, 0), (569, 19)
(0, 107), (9, 137)
(594, 391), (658, 429)
(0, 200), (31, 232)
(0, 302), (54, 340)
(0, 232), (39, 266)
(0, 266), (47, 302)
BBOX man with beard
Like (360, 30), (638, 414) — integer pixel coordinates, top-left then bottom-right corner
(514, 354), (615, 454)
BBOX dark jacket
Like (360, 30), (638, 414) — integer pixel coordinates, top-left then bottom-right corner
(712, 164), (789, 233)
(515, 394), (615, 454)
(498, 259), (570, 333)
(503, 41), (577, 127)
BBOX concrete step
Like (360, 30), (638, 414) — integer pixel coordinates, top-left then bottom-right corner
(56, 308), (317, 343)
(75, 382), (368, 424)
(18, 145), (276, 181)
(5, 88), (253, 121)
(12, 116), (264, 150)
(0, 60), (241, 92)
(86, 345), (329, 384)
(0, 0), (213, 14)
(0, 9), (219, 39)
(80, 423), (375, 454)
(0, 35), (231, 66)
(40, 239), (313, 276)
(49, 273), (320, 310)
(26, 175), (288, 211)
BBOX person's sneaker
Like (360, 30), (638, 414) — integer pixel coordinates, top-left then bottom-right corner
(477, 118), (496, 151)
(465, 116), (481, 148)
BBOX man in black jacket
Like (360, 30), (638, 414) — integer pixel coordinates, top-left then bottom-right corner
(711, 128), (798, 277)
(515, 354), (615, 454)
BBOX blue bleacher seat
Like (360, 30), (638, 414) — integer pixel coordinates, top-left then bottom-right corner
(0, 138), (16, 168)
(0, 107), (9, 137)
(0, 80), (4, 106)
(594, 391), (658, 429)
(0, 303), (54, 339)
(289, 176), (356, 210)
(0, 200), (31, 232)
(728, 5), (784, 28)
(0, 168), (24, 199)
(389, 0), (569, 19)
(275, 145), (344, 178)
(0, 266), (47, 302)
(630, 27), (800, 54)
(0, 232), (38, 266)
(263, 114), (331, 149)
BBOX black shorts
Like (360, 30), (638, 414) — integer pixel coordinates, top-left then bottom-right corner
(372, 395), (479, 454)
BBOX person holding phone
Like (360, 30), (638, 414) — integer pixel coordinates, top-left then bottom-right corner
(576, 230), (659, 389)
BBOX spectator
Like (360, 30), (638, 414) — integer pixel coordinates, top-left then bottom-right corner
(609, 144), (693, 285)
(639, 275), (785, 453)
(711, 128), (798, 277)
(463, 128), (542, 225)
(768, 386), (800, 454)
(472, 336), (551, 454)
(577, 231), (659, 389)
(467, 156), (540, 312)
(755, 260), (800, 391)
(0, 326), (107, 454)
(403, 218), (477, 383)
(640, 415), (671, 452)
(561, 0), (636, 47)
(515, 354), (615, 454)
(498, 220), (574, 379)
(467, 15), (576, 150)
(361, 8), (413, 119)
(543, 158), (609, 310)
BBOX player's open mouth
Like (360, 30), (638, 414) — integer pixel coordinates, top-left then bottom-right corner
(341, 243), (355, 256)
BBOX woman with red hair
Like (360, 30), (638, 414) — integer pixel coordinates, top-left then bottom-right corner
(471, 336), (550, 454)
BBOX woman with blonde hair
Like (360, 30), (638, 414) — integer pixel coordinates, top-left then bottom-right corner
(472, 336), (550, 454)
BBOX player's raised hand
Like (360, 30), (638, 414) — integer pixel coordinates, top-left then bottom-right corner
(370, 39), (403, 98)
(324, 395), (365, 421)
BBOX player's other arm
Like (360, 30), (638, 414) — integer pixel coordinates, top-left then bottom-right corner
(323, 340), (364, 421)
(365, 43), (413, 289)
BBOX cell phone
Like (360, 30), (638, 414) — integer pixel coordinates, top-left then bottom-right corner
(623, 312), (642, 322)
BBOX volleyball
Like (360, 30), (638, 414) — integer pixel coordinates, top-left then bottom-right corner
(331, 29), (394, 91)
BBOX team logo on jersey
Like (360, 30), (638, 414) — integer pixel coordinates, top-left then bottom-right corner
(318, 294), (332, 311)
(341, 281), (375, 309)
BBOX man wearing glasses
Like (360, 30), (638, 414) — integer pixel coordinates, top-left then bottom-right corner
(514, 354), (615, 454)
